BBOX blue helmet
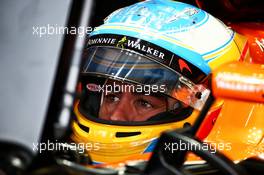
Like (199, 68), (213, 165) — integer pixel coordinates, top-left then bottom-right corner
(71, 0), (247, 164)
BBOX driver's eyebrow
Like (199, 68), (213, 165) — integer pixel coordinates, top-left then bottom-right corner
(132, 92), (166, 99)
(104, 91), (122, 95)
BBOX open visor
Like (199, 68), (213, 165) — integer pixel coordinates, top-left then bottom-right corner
(82, 46), (210, 110)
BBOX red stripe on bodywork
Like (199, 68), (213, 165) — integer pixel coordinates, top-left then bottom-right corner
(239, 41), (249, 61)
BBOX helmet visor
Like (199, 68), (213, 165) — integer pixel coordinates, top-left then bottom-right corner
(82, 46), (210, 111)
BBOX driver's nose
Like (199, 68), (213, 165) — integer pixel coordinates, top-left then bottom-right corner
(109, 93), (136, 121)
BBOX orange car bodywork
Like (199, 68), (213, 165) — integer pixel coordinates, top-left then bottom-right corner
(205, 62), (264, 161)
(203, 21), (264, 161)
(230, 22), (264, 64)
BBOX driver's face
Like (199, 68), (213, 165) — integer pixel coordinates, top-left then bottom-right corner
(98, 81), (169, 122)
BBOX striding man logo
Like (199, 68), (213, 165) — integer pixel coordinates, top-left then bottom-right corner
(116, 36), (127, 49)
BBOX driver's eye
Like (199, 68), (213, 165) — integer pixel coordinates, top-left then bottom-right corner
(105, 94), (120, 103)
(135, 99), (153, 109)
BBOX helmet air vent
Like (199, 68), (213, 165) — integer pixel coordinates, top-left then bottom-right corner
(78, 123), (90, 133)
(115, 132), (141, 137)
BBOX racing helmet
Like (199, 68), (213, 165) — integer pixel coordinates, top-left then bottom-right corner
(71, 0), (248, 164)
